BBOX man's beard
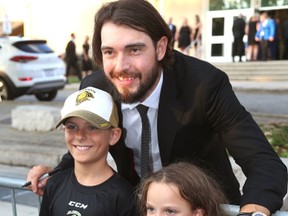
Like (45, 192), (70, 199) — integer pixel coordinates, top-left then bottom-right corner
(106, 63), (160, 104)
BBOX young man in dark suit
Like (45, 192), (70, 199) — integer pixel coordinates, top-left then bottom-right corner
(27, 1), (287, 215)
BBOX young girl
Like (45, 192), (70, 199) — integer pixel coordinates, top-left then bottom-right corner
(138, 162), (228, 216)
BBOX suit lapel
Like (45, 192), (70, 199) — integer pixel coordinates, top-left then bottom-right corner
(158, 68), (184, 166)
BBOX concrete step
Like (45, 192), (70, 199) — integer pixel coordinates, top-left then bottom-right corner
(227, 75), (288, 81)
(213, 60), (288, 81)
(0, 123), (67, 168)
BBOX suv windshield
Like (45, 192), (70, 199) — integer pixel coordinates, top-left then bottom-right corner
(13, 40), (54, 53)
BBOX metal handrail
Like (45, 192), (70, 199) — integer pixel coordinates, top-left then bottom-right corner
(0, 176), (40, 216)
(0, 176), (287, 216)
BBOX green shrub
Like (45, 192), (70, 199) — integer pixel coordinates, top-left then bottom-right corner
(67, 75), (80, 83)
(271, 126), (288, 147)
(260, 124), (288, 157)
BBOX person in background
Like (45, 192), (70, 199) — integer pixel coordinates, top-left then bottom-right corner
(81, 35), (93, 79)
(167, 17), (177, 49)
(246, 15), (260, 61)
(39, 86), (138, 216)
(232, 14), (246, 62)
(27, 1), (287, 216)
(177, 17), (193, 55)
(269, 14), (280, 60)
(192, 14), (202, 59)
(65, 33), (81, 81)
(255, 12), (275, 61)
(284, 17), (288, 59)
(138, 162), (228, 216)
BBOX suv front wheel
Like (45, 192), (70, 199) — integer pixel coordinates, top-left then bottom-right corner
(35, 90), (58, 101)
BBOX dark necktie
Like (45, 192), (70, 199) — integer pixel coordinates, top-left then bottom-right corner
(136, 104), (151, 178)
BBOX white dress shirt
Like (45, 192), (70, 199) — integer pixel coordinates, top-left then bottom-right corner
(121, 72), (163, 177)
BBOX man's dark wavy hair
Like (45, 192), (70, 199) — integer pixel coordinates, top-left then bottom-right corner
(92, 0), (174, 70)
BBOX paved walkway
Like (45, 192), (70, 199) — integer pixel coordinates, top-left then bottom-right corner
(231, 81), (288, 92)
(1, 201), (38, 216)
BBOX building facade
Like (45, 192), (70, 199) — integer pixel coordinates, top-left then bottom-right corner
(205, 0), (288, 62)
(1, 0), (288, 62)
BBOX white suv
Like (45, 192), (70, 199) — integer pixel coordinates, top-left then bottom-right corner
(0, 36), (66, 101)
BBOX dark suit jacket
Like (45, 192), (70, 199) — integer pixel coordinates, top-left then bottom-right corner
(233, 17), (246, 38)
(59, 51), (287, 212)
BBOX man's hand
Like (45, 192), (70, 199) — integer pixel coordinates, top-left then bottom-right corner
(26, 165), (52, 196)
(240, 204), (270, 216)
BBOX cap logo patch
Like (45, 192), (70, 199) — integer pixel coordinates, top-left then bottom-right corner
(100, 122), (110, 128)
(76, 90), (94, 105)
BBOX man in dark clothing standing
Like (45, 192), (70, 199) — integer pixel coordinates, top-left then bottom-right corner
(65, 33), (81, 81)
(232, 14), (246, 62)
(283, 18), (288, 59)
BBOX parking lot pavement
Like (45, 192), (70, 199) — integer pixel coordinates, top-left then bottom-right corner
(0, 201), (38, 216)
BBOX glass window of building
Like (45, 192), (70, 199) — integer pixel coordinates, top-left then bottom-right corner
(211, 44), (223, 56)
(261, 0), (288, 7)
(212, 17), (224, 36)
(210, 0), (250, 10)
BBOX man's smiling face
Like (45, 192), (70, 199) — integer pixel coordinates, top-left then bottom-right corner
(100, 22), (167, 103)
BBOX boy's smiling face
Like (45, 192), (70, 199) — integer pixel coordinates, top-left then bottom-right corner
(63, 117), (120, 165)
